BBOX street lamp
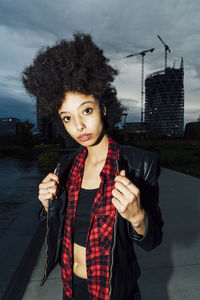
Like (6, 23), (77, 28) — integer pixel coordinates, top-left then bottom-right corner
(122, 113), (128, 128)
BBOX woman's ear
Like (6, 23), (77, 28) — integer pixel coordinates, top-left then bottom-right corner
(100, 103), (107, 117)
(103, 106), (106, 116)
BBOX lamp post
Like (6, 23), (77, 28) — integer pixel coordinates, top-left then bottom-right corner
(122, 113), (128, 128)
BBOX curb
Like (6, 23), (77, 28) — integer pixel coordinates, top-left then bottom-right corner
(0, 201), (45, 300)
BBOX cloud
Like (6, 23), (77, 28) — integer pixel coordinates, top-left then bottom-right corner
(0, 74), (35, 108)
(0, 0), (200, 128)
(120, 98), (141, 122)
(0, 96), (36, 123)
(184, 107), (200, 122)
(0, 73), (36, 122)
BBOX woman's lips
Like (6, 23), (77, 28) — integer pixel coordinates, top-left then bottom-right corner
(78, 134), (92, 142)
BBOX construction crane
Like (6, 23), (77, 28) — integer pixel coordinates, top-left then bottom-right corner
(157, 35), (171, 69)
(124, 48), (155, 124)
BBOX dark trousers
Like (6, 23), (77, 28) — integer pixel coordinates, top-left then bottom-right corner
(63, 273), (141, 300)
(63, 273), (89, 300)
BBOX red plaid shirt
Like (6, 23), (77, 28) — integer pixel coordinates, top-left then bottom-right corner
(61, 136), (119, 299)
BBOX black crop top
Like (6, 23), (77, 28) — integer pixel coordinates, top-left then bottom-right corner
(74, 187), (98, 247)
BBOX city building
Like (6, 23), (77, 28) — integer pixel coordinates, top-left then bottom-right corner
(145, 58), (184, 137)
(122, 121), (150, 142)
(36, 99), (54, 142)
(0, 118), (20, 137)
(36, 98), (75, 146)
(184, 122), (200, 139)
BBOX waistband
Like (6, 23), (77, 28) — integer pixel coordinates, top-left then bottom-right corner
(73, 273), (87, 284)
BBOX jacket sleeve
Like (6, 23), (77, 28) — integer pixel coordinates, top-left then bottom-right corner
(127, 153), (164, 251)
(38, 205), (47, 221)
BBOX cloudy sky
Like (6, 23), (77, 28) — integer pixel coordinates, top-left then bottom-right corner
(0, 0), (200, 128)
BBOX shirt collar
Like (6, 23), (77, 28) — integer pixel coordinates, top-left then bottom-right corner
(77, 134), (119, 180)
(100, 135), (119, 180)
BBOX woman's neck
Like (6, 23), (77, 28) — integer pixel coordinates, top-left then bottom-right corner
(86, 134), (108, 164)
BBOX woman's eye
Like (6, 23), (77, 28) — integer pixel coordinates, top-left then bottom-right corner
(84, 108), (93, 115)
(63, 116), (70, 123)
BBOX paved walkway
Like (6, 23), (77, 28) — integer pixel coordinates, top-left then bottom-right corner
(22, 168), (200, 300)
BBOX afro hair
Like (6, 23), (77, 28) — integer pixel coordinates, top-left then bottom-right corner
(22, 33), (124, 131)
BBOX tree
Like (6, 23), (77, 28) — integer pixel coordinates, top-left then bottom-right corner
(16, 120), (35, 146)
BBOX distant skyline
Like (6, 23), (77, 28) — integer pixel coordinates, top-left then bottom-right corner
(0, 0), (200, 128)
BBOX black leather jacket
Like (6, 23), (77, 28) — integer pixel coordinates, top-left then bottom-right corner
(39, 144), (163, 300)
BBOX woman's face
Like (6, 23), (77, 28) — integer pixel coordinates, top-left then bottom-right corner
(58, 92), (106, 147)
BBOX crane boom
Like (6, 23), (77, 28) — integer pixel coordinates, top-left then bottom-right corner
(124, 48), (155, 59)
(157, 35), (171, 69)
(124, 47), (155, 126)
(157, 35), (171, 52)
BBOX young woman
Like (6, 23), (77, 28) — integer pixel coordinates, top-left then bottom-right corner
(22, 33), (163, 300)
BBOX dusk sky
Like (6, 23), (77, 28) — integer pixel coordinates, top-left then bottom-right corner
(0, 0), (200, 129)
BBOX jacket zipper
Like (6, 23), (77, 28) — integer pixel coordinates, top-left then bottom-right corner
(40, 207), (50, 286)
(108, 159), (120, 299)
(40, 162), (61, 286)
(109, 210), (118, 299)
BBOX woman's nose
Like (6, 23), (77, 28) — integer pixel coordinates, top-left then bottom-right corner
(74, 116), (86, 132)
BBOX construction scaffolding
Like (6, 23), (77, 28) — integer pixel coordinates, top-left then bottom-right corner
(145, 58), (184, 137)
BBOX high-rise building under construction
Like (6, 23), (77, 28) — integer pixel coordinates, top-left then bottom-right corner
(145, 58), (184, 137)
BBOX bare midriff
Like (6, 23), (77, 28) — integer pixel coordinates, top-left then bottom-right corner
(73, 243), (87, 278)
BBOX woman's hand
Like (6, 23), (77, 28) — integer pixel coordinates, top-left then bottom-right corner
(38, 170), (59, 212)
(112, 170), (146, 231)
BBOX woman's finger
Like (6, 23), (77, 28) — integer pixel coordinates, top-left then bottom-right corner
(111, 188), (128, 206)
(39, 186), (57, 195)
(42, 173), (59, 184)
(112, 197), (126, 213)
(39, 180), (57, 191)
(114, 173), (139, 197)
(39, 192), (54, 202)
(114, 181), (135, 202)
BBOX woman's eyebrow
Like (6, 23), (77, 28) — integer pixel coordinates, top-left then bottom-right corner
(60, 101), (94, 115)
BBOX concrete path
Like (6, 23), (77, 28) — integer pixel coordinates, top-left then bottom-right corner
(22, 168), (200, 300)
